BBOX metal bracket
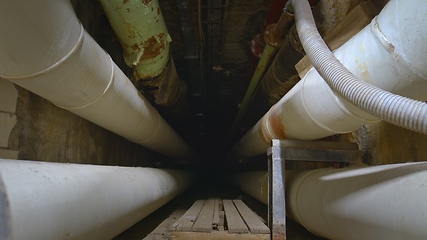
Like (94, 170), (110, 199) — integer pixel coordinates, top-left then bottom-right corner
(268, 141), (286, 240)
(267, 139), (361, 240)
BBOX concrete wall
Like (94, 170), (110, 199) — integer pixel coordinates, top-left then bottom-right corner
(345, 123), (427, 165)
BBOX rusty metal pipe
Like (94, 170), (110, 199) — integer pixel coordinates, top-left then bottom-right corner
(237, 27), (305, 133)
(99, 0), (191, 122)
(230, 8), (295, 137)
(239, 0), (288, 101)
(265, 9), (294, 47)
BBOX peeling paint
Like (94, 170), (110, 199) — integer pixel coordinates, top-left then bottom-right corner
(141, 0), (152, 5)
(139, 33), (168, 60)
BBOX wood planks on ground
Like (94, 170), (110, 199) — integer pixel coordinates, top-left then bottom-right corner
(233, 199), (270, 234)
(222, 200), (249, 234)
(170, 200), (205, 231)
(144, 209), (187, 240)
(295, 1), (378, 78)
(170, 231), (270, 240)
(192, 199), (216, 232)
(212, 199), (220, 229)
(171, 199), (270, 239)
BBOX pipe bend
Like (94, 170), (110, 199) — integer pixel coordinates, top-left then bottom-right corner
(290, 0), (427, 135)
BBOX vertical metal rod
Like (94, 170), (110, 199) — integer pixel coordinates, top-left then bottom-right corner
(268, 139), (286, 240)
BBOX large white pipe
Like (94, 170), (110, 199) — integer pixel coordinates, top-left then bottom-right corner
(0, 0), (196, 160)
(0, 174), (10, 240)
(0, 159), (194, 239)
(231, 0), (427, 159)
(228, 171), (269, 204)
(231, 162), (427, 240)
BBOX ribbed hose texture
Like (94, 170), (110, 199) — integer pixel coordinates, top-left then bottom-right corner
(289, 0), (427, 134)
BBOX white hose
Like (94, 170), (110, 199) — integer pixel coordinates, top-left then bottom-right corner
(288, 0), (427, 134)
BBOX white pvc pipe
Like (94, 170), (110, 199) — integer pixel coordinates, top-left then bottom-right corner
(0, 0), (196, 160)
(287, 162), (427, 240)
(228, 171), (269, 204)
(231, 162), (427, 240)
(231, 0), (427, 159)
(0, 159), (194, 240)
(0, 174), (10, 240)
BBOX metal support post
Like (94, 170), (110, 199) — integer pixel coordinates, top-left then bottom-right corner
(268, 139), (286, 240)
(267, 139), (361, 239)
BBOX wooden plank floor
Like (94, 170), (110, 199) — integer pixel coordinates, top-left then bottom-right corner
(170, 199), (270, 240)
(233, 200), (270, 234)
(192, 199), (215, 232)
(171, 200), (205, 231)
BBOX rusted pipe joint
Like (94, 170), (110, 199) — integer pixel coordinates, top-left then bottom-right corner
(264, 24), (285, 48)
(264, 8), (294, 48)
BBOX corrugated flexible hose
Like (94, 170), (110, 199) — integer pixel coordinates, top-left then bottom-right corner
(288, 0), (427, 134)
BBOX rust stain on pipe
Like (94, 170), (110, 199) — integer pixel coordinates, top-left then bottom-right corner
(139, 33), (167, 61)
(258, 112), (288, 145)
(141, 0), (152, 5)
(269, 112), (288, 140)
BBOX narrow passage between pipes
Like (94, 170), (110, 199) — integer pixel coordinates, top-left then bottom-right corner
(114, 170), (323, 240)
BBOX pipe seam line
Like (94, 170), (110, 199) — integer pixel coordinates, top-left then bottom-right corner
(0, 24), (84, 80)
(56, 52), (115, 110)
(134, 109), (162, 144)
(289, 169), (325, 234)
(299, 74), (371, 133)
(370, 16), (426, 81)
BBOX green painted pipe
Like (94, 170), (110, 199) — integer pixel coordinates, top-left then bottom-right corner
(99, 0), (171, 79)
(230, 44), (277, 133)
